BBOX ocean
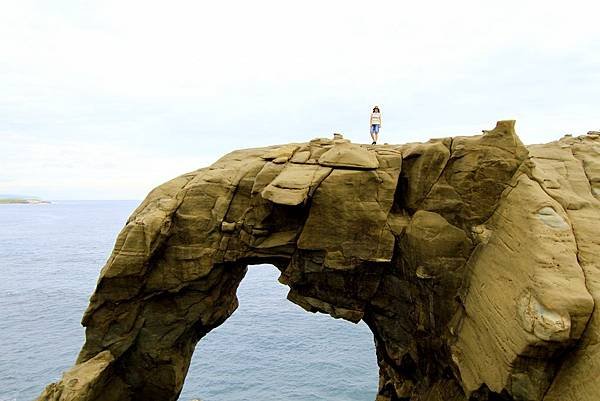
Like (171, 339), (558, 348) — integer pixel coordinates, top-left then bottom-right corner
(0, 201), (378, 401)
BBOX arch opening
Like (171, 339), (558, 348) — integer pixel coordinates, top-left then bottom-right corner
(179, 264), (378, 401)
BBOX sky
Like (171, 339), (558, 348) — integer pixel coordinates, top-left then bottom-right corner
(1, 0), (599, 200)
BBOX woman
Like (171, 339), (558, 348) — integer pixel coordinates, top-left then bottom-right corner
(370, 106), (382, 145)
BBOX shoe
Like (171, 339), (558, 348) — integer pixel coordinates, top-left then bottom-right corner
(372, 141), (376, 145)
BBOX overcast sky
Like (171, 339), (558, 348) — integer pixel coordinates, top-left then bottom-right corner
(1, 0), (599, 199)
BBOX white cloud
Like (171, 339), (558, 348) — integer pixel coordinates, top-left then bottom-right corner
(0, 0), (599, 198)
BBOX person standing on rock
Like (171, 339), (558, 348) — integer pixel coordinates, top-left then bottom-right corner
(370, 106), (382, 145)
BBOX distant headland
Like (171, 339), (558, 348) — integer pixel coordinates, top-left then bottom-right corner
(0, 194), (50, 204)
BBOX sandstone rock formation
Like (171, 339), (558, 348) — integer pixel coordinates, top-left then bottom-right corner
(37, 121), (600, 401)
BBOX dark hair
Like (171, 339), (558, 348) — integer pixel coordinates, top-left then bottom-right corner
(373, 107), (379, 112)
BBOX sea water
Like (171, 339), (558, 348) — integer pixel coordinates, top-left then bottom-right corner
(0, 201), (378, 401)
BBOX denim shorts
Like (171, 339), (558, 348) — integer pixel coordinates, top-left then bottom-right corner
(370, 124), (380, 134)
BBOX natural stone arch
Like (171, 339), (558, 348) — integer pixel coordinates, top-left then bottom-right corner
(38, 122), (600, 401)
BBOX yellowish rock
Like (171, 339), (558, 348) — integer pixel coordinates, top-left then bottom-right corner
(36, 125), (600, 401)
(318, 142), (380, 169)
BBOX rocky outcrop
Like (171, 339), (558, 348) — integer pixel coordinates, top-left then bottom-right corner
(37, 121), (600, 401)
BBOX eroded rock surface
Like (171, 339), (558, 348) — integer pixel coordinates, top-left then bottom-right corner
(37, 121), (600, 401)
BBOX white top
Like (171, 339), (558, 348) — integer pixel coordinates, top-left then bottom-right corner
(370, 112), (382, 125)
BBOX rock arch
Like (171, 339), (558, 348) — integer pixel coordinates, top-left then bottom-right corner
(38, 122), (600, 401)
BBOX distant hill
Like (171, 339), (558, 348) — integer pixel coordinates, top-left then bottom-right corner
(0, 194), (49, 204)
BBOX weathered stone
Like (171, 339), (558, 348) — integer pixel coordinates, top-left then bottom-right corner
(35, 351), (116, 401)
(260, 144), (300, 161)
(452, 176), (593, 400)
(37, 122), (600, 401)
(318, 142), (380, 169)
(421, 120), (528, 227)
(397, 141), (450, 210)
(297, 167), (399, 266)
(260, 163), (331, 206)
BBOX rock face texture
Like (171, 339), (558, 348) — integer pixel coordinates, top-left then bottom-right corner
(37, 121), (600, 401)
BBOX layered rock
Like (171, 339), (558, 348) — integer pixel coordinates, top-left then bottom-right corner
(37, 121), (600, 401)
